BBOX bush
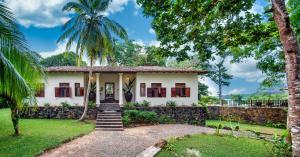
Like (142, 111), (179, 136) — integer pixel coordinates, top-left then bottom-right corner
(123, 110), (158, 125)
(124, 102), (135, 108)
(140, 100), (150, 107)
(166, 101), (177, 107)
(44, 103), (50, 107)
(88, 101), (96, 108)
(269, 131), (292, 157)
(60, 102), (71, 108)
(158, 115), (176, 124)
(122, 116), (131, 127)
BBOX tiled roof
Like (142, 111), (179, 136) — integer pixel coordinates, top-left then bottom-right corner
(46, 66), (207, 74)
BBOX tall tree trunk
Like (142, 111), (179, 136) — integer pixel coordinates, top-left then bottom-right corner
(79, 61), (93, 121)
(219, 70), (223, 106)
(271, 0), (300, 156)
(11, 105), (19, 136)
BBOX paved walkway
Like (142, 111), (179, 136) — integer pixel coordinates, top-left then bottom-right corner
(40, 124), (216, 157)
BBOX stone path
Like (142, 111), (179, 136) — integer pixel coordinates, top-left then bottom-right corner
(39, 124), (216, 157)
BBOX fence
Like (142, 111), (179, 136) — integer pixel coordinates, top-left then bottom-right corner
(224, 99), (288, 108)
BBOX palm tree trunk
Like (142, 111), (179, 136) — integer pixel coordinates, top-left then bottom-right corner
(271, 0), (300, 155)
(79, 61), (93, 121)
(11, 105), (19, 136)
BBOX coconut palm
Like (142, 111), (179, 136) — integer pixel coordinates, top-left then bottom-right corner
(0, 1), (44, 135)
(58, 0), (128, 121)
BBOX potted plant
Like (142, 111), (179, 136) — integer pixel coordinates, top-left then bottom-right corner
(123, 78), (135, 102)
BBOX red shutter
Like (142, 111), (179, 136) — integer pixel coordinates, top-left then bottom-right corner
(171, 88), (176, 97)
(80, 87), (85, 96)
(185, 88), (190, 97)
(161, 88), (166, 97)
(68, 87), (72, 97)
(147, 88), (152, 97)
(55, 87), (60, 97)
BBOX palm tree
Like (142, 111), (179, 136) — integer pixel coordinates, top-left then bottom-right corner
(58, 0), (128, 121)
(0, 1), (44, 135)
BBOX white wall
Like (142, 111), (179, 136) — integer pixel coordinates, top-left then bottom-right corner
(135, 73), (198, 106)
(37, 72), (85, 106)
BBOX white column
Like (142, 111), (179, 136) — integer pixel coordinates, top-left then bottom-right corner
(96, 73), (100, 106)
(119, 73), (123, 105)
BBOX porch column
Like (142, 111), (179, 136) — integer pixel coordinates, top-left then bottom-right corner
(119, 73), (123, 105)
(96, 73), (100, 107)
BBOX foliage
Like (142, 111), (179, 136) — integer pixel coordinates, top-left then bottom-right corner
(88, 101), (96, 108)
(44, 103), (50, 107)
(112, 41), (166, 66)
(123, 110), (158, 124)
(166, 101), (177, 107)
(123, 78), (135, 94)
(158, 115), (176, 124)
(269, 131), (292, 157)
(41, 51), (87, 67)
(140, 100), (150, 107)
(156, 134), (272, 157)
(245, 93), (288, 101)
(122, 115), (131, 127)
(60, 102), (71, 108)
(198, 81), (209, 100)
(123, 102), (135, 109)
(206, 120), (285, 135)
(288, 0), (300, 42)
(199, 96), (219, 106)
(0, 109), (94, 156)
(230, 94), (243, 104)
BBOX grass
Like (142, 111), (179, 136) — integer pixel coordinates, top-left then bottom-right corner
(156, 134), (272, 157)
(0, 108), (95, 157)
(206, 120), (285, 135)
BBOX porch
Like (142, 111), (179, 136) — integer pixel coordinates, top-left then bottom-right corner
(88, 73), (136, 106)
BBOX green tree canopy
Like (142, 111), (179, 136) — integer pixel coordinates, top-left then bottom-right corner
(41, 52), (87, 67)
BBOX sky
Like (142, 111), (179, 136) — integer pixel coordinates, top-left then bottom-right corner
(7, 0), (270, 96)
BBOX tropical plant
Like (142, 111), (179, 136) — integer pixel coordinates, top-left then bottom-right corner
(41, 51), (87, 67)
(0, 1), (44, 135)
(166, 100), (177, 107)
(209, 58), (233, 106)
(58, 0), (128, 121)
(123, 78), (135, 102)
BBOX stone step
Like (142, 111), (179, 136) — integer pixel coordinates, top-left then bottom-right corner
(96, 124), (123, 128)
(97, 114), (121, 117)
(96, 122), (122, 125)
(95, 128), (124, 131)
(96, 119), (121, 122)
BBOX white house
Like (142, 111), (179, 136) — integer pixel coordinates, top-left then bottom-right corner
(36, 66), (206, 106)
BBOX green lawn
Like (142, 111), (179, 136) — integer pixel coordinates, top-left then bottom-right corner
(206, 120), (285, 135)
(0, 108), (95, 157)
(156, 134), (272, 157)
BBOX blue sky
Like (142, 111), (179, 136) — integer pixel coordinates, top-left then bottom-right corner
(7, 0), (269, 96)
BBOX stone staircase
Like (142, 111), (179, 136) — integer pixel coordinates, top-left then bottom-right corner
(96, 103), (123, 131)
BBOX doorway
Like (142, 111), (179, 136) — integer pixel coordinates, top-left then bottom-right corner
(105, 82), (115, 102)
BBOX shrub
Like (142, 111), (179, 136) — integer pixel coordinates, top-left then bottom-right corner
(88, 101), (96, 108)
(158, 115), (176, 124)
(189, 120), (201, 125)
(166, 101), (177, 107)
(123, 110), (158, 125)
(140, 100), (150, 107)
(61, 102), (71, 108)
(124, 102), (135, 108)
(133, 102), (140, 107)
(122, 116), (131, 127)
(44, 103), (50, 107)
(269, 131), (292, 157)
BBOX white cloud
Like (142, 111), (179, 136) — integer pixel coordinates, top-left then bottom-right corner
(39, 42), (75, 58)
(199, 77), (218, 96)
(224, 57), (264, 82)
(149, 28), (155, 35)
(133, 40), (160, 47)
(7, 0), (139, 28)
(228, 88), (247, 95)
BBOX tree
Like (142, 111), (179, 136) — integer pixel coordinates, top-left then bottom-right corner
(198, 82), (209, 100)
(0, 1), (44, 135)
(113, 41), (166, 66)
(270, 0), (300, 155)
(58, 0), (127, 121)
(209, 58), (233, 106)
(41, 52), (87, 67)
(137, 0), (300, 155)
(230, 94), (243, 105)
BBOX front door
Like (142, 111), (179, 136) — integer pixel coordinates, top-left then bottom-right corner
(105, 82), (114, 101)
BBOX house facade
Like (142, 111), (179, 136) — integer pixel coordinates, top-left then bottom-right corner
(36, 66), (206, 106)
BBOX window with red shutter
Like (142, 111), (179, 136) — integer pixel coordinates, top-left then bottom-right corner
(172, 83), (190, 97)
(185, 88), (190, 97)
(140, 83), (146, 97)
(147, 88), (153, 97)
(55, 83), (71, 97)
(36, 83), (45, 97)
(147, 83), (166, 98)
(79, 87), (85, 96)
(171, 88), (176, 97)
(55, 87), (60, 97)
(75, 83), (83, 96)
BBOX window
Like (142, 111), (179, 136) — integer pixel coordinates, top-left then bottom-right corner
(171, 83), (190, 97)
(147, 83), (166, 97)
(140, 83), (146, 97)
(36, 83), (45, 97)
(75, 83), (84, 96)
(55, 83), (71, 97)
